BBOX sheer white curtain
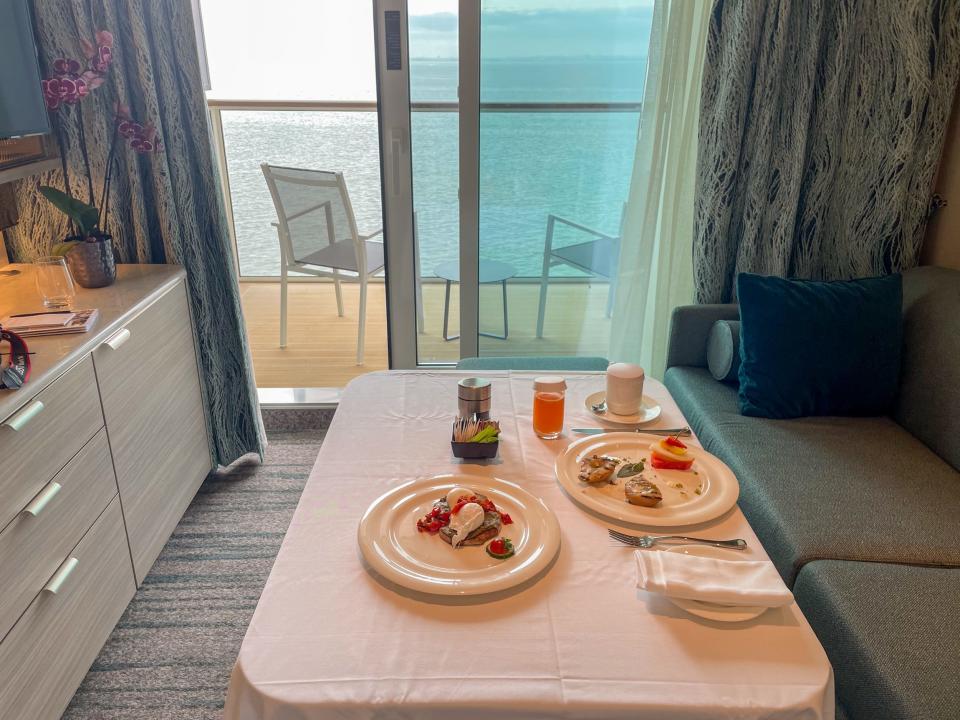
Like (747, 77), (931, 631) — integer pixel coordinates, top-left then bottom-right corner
(608, 0), (711, 379)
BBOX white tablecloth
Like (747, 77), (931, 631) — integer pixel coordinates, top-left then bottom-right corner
(225, 371), (834, 720)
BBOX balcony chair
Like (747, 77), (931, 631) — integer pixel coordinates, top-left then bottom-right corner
(536, 206), (625, 338)
(261, 163), (385, 365)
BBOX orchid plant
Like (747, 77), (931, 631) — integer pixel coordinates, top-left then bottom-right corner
(37, 29), (163, 249)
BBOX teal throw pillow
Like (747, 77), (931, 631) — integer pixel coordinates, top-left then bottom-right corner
(737, 273), (902, 418)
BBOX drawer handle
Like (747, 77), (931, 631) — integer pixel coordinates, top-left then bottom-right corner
(44, 556), (79, 595)
(3, 400), (44, 431)
(23, 481), (62, 517)
(104, 328), (131, 350)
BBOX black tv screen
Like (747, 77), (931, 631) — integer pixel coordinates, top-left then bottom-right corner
(0, 0), (50, 139)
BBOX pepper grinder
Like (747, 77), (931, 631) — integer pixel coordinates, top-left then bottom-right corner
(458, 377), (491, 419)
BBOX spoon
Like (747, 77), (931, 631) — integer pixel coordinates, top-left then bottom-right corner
(591, 399), (608, 415)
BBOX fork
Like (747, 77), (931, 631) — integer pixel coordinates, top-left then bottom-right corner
(608, 529), (747, 550)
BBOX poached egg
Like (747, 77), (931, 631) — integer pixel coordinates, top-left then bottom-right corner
(445, 486), (475, 505)
(447, 501), (485, 548)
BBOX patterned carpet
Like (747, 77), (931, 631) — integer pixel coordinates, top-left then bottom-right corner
(62, 429), (325, 720)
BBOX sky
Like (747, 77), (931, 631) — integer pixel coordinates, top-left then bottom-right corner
(199, 0), (653, 100)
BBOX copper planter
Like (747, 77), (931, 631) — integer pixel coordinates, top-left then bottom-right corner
(66, 237), (116, 288)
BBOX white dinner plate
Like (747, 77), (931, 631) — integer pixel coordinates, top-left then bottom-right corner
(358, 474), (561, 596)
(555, 432), (739, 527)
(662, 545), (767, 622)
(584, 391), (661, 426)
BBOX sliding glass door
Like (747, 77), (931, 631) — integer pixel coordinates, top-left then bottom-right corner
(376, 0), (650, 367)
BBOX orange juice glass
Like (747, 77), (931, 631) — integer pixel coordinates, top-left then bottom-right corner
(533, 376), (567, 439)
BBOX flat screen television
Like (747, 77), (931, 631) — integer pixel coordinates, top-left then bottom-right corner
(0, 0), (50, 139)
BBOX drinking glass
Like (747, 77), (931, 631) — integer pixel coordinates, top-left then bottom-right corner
(532, 376), (566, 439)
(34, 256), (76, 309)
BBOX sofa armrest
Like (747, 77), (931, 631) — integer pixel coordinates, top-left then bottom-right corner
(666, 304), (740, 369)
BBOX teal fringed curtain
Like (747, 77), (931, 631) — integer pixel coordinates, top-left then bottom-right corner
(694, 0), (960, 304)
(8, 0), (265, 465)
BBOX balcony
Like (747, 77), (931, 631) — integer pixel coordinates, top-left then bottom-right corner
(210, 98), (640, 388)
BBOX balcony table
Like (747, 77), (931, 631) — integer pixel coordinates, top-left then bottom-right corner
(224, 371), (834, 720)
(434, 259), (516, 341)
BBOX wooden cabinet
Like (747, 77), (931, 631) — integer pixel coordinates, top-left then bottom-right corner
(0, 429), (117, 641)
(0, 498), (135, 720)
(0, 267), (214, 719)
(93, 280), (211, 582)
(0, 356), (103, 528)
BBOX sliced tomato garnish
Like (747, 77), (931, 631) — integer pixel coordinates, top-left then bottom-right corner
(650, 455), (694, 471)
(663, 436), (687, 450)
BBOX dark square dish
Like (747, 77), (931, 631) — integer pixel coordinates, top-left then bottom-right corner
(451, 440), (499, 459)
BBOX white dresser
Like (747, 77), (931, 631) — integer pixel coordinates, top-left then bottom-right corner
(0, 265), (214, 719)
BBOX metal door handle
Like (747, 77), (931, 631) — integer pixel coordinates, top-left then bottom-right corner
(44, 557), (79, 595)
(104, 328), (131, 350)
(23, 481), (62, 517)
(3, 400), (44, 431)
(390, 127), (405, 197)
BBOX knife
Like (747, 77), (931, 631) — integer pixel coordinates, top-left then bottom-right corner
(572, 426), (692, 436)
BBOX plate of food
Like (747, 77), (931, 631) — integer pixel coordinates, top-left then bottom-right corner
(555, 433), (739, 526)
(357, 474), (561, 596)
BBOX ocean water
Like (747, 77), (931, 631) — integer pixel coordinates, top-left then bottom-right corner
(223, 57), (645, 277)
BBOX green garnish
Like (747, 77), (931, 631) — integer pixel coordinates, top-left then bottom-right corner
(486, 537), (515, 559)
(617, 461), (645, 478)
(468, 425), (500, 443)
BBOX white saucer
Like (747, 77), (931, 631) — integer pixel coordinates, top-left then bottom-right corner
(584, 391), (661, 426)
(663, 545), (767, 623)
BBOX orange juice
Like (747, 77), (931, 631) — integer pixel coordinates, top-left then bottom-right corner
(532, 395), (564, 440)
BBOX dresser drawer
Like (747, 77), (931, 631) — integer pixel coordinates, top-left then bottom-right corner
(0, 496), (135, 720)
(93, 280), (211, 583)
(0, 356), (104, 529)
(0, 429), (118, 642)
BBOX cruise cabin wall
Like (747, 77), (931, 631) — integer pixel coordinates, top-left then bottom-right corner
(923, 85), (960, 269)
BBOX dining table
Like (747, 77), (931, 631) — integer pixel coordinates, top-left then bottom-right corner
(224, 370), (834, 720)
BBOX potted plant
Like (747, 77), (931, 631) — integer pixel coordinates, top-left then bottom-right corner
(36, 30), (162, 288)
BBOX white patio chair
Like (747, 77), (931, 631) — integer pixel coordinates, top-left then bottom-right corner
(536, 205), (626, 338)
(261, 163), (385, 365)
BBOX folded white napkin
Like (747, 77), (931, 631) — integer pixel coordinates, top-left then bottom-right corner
(635, 550), (794, 607)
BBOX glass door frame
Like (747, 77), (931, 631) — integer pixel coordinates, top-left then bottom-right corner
(374, 0), (480, 368)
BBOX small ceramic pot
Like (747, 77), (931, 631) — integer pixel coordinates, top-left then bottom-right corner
(66, 235), (116, 288)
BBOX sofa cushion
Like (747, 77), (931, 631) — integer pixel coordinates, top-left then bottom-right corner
(664, 366), (960, 584)
(736, 273), (902, 419)
(706, 320), (740, 382)
(794, 560), (960, 720)
(895, 266), (960, 471)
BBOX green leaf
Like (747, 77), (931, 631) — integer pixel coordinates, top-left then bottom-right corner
(50, 241), (80, 257)
(38, 186), (99, 237)
(617, 461), (645, 478)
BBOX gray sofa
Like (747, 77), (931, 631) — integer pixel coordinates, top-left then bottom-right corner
(663, 266), (960, 720)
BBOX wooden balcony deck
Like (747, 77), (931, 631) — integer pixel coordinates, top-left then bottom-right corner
(239, 280), (612, 388)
